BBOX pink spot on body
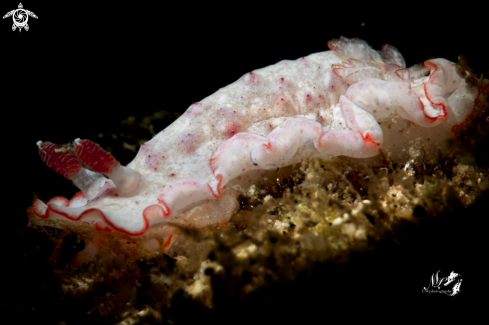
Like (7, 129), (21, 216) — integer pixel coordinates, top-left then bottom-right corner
(140, 142), (150, 152)
(243, 72), (259, 84)
(180, 133), (198, 152)
(186, 102), (208, 117)
(298, 57), (309, 66)
(220, 107), (238, 118)
(223, 122), (241, 137)
(278, 77), (290, 90)
(145, 154), (160, 170)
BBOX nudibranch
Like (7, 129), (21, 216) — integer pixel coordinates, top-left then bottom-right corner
(28, 37), (483, 254)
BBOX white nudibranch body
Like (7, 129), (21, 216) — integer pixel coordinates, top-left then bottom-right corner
(29, 37), (482, 254)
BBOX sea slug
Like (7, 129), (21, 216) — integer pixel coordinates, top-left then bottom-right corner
(28, 37), (482, 257)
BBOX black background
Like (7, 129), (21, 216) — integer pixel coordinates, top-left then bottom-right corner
(1, 1), (487, 322)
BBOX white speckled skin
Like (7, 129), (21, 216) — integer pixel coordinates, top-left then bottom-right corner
(133, 51), (348, 187)
(28, 37), (479, 241)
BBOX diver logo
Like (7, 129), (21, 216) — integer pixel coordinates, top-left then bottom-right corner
(3, 3), (38, 32)
(422, 270), (462, 297)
